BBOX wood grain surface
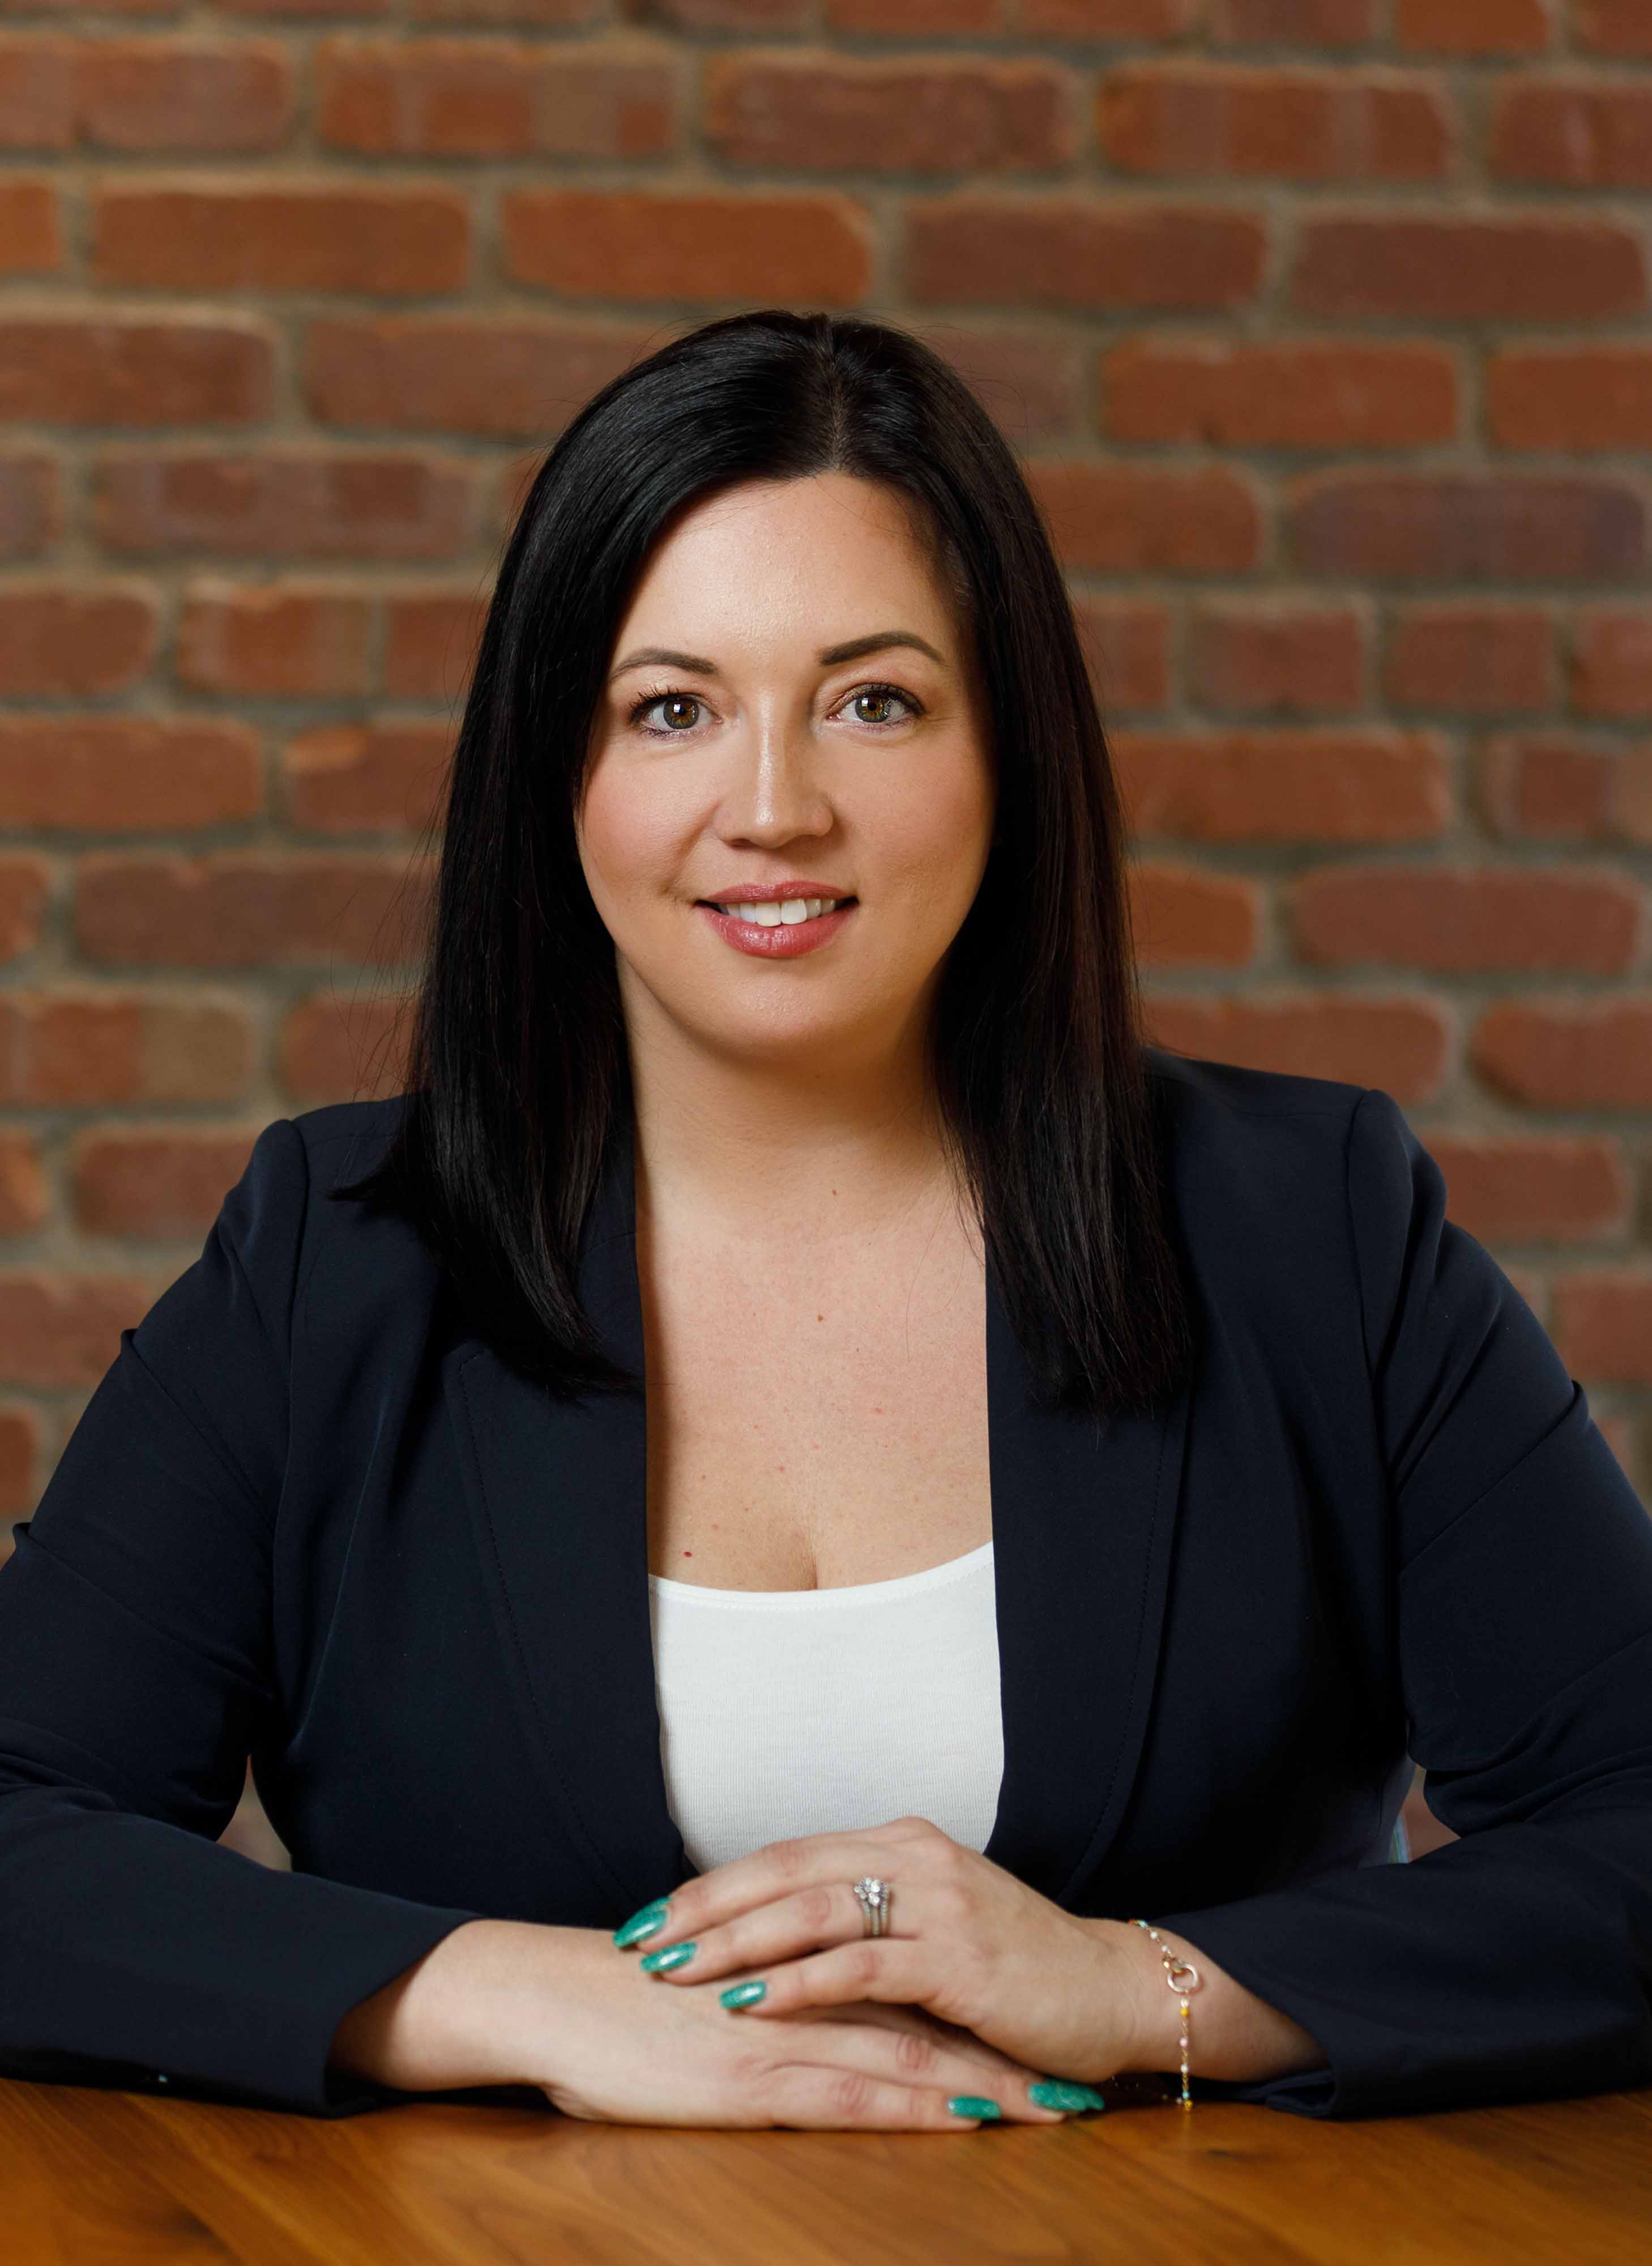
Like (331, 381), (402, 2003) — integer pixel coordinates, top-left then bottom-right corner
(3, 2073), (1649, 2265)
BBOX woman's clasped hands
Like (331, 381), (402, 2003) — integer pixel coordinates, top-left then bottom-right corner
(540, 1815), (1144, 2132)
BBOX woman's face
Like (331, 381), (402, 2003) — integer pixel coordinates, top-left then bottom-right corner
(577, 473), (996, 1083)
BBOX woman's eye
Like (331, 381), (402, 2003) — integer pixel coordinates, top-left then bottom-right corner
(626, 682), (920, 736)
(631, 693), (702, 733)
(845, 684), (918, 726)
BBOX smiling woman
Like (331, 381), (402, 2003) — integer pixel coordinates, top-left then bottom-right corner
(0, 311), (1647, 2139)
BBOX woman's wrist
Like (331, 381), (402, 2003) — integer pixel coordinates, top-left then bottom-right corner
(329, 1917), (582, 2093)
(1102, 1918), (1327, 2086)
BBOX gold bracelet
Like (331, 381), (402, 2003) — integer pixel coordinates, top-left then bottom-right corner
(1128, 1918), (1203, 2111)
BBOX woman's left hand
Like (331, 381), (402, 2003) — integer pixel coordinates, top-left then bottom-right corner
(616, 1815), (1146, 2086)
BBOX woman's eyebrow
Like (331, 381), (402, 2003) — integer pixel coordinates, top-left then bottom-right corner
(608, 630), (946, 683)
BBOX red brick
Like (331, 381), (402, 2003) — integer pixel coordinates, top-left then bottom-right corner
(318, 37), (675, 159)
(71, 1126), (261, 1237)
(402, 0), (597, 12)
(1487, 348), (1652, 452)
(0, 587), (155, 694)
(1552, 1275), (1652, 1384)
(1114, 728), (1450, 841)
(0, 456), (61, 554)
(74, 852), (433, 968)
(1019, 0), (1196, 31)
(282, 720), (452, 833)
(0, 315), (271, 425)
(1143, 992), (1450, 1102)
(304, 316), (652, 437)
(92, 183), (470, 294)
(1209, 0), (1376, 44)
(706, 54), (1075, 173)
(1479, 735), (1615, 839)
(1288, 473), (1645, 582)
(1394, 0), (1550, 54)
(0, 860), (50, 961)
(1292, 864), (1640, 974)
(1029, 461), (1261, 574)
(75, 38), (293, 151)
(1425, 1133), (1627, 1244)
(383, 588), (487, 701)
(0, 181), (62, 275)
(1570, 612), (1652, 720)
(1612, 749), (1652, 848)
(1127, 861), (1260, 965)
(0, 1274), (159, 1386)
(0, 992), (252, 1104)
(828, 0), (1003, 28)
(1384, 606), (1553, 714)
(642, 0), (808, 24)
(278, 989), (415, 1104)
(0, 1134), (46, 1235)
(1492, 80), (1652, 189)
(1097, 63), (1449, 181)
(1190, 603), (1365, 715)
(1072, 598), (1172, 714)
(907, 199), (1265, 310)
(0, 36), (74, 148)
(1576, 1), (1652, 56)
(0, 1405), (36, 1519)
(502, 188), (869, 304)
(177, 582), (372, 697)
(0, 716), (261, 829)
(1292, 216), (1645, 320)
(920, 325), (1085, 445)
(1103, 336), (1456, 447)
(1474, 998), (1652, 1109)
(93, 451), (476, 561)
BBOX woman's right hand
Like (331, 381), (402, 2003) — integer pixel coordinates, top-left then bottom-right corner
(530, 1923), (1077, 2132)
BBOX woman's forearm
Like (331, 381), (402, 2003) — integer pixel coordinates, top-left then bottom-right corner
(1102, 1918), (1327, 2085)
(328, 1917), (582, 2093)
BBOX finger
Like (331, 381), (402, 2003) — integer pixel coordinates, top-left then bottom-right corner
(827, 2004), (1052, 2090)
(648, 1880), (884, 1985)
(727, 1937), (930, 2021)
(786, 2012), (1067, 2124)
(766, 2062), (1011, 2134)
(644, 1820), (952, 1948)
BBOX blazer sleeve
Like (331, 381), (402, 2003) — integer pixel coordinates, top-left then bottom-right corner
(0, 1117), (485, 2116)
(1152, 1085), (1652, 2119)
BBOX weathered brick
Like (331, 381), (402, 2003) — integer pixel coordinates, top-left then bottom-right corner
(1384, 605), (1553, 714)
(177, 581), (372, 697)
(0, 457), (61, 554)
(1288, 473), (1645, 582)
(706, 53), (1076, 173)
(74, 853), (433, 968)
(1292, 864), (1640, 973)
(94, 451), (476, 560)
(0, 860), (51, 961)
(1492, 79), (1652, 189)
(1019, 0), (1196, 32)
(71, 1125), (261, 1237)
(75, 37), (292, 151)
(1113, 728), (1450, 840)
(502, 188), (869, 304)
(0, 35), (74, 148)
(304, 316), (652, 437)
(0, 181), (62, 275)
(920, 325), (1085, 445)
(1570, 611), (1652, 719)
(1552, 1274), (1652, 1384)
(317, 37), (675, 160)
(1143, 991), (1450, 1100)
(1097, 63), (1449, 181)
(1028, 461), (1262, 573)
(1292, 216), (1645, 320)
(1394, 0), (1550, 54)
(827, 0), (1002, 26)
(0, 716), (262, 829)
(92, 183), (471, 294)
(0, 1274), (159, 1386)
(1072, 596), (1172, 714)
(1103, 336), (1456, 447)
(383, 588), (487, 701)
(1209, 0), (1376, 44)
(1127, 860), (1260, 965)
(1426, 1133), (1627, 1244)
(1190, 601), (1365, 714)
(282, 720), (452, 833)
(278, 989), (415, 1104)
(1576, 0), (1652, 55)
(0, 1133), (46, 1235)
(1474, 998), (1652, 1108)
(0, 315), (271, 425)
(907, 199), (1265, 310)
(1487, 348), (1652, 452)
(0, 1404), (36, 1518)
(0, 991), (253, 1103)
(1479, 735), (1616, 839)
(0, 587), (155, 694)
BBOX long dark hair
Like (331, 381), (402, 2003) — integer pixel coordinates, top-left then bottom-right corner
(340, 309), (1197, 1420)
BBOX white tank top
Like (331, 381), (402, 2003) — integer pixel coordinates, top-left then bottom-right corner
(648, 1542), (1005, 1874)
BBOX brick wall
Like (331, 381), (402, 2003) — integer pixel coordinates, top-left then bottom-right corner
(1, 0), (1650, 1588)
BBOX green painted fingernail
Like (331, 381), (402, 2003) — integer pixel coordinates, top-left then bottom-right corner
(1028, 2081), (1107, 2113)
(613, 1898), (671, 1948)
(947, 2095), (1002, 2120)
(639, 1939), (697, 1974)
(719, 1980), (767, 2010)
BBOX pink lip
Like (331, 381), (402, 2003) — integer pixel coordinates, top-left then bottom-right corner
(696, 901), (856, 958)
(695, 881), (852, 904)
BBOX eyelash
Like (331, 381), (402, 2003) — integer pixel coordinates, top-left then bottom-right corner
(624, 680), (924, 739)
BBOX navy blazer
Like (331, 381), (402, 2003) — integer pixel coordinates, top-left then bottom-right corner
(2, 1048), (1650, 2122)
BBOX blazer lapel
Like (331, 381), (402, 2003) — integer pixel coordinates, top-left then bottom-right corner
(442, 1110), (1193, 1919)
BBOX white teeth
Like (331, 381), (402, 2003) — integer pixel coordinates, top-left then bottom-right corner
(719, 897), (841, 925)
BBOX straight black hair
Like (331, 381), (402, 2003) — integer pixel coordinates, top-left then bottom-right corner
(339, 309), (1198, 1421)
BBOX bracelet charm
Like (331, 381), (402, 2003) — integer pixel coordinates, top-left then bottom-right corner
(1128, 1918), (1202, 2110)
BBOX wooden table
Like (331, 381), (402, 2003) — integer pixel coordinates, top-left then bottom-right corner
(5, 2072), (1649, 2263)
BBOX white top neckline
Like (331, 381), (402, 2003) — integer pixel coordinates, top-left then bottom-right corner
(647, 1538), (994, 1610)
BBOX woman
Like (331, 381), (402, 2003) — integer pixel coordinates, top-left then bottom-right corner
(1, 311), (1648, 2132)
